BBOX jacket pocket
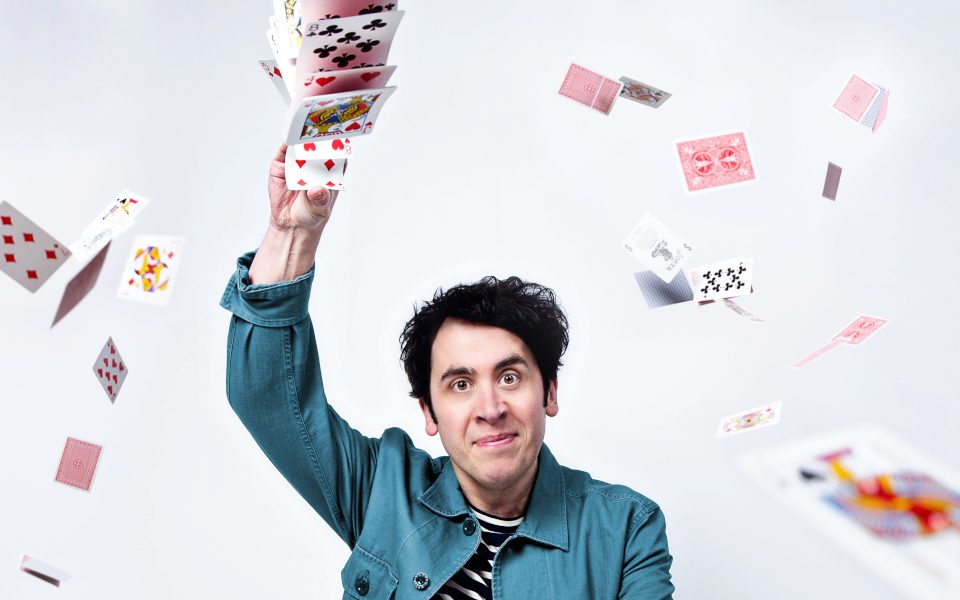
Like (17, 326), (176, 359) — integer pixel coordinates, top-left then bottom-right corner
(341, 546), (398, 599)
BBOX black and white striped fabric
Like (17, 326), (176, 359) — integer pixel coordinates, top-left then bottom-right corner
(433, 505), (524, 600)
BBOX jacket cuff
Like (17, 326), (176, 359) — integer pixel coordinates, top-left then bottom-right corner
(219, 250), (314, 327)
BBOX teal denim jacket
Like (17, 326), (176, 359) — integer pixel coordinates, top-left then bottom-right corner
(221, 251), (674, 599)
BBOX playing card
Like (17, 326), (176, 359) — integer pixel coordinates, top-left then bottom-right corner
(70, 189), (150, 263)
(618, 76), (671, 108)
(301, 0), (401, 26)
(633, 270), (693, 309)
(689, 257), (754, 302)
(285, 146), (348, 190)
(861, 88), (889, 132)
(259, 59), (292, 104)
(273, 0), (301, 58)
(831, 314), (888, 345)
(116, 235), (185, 306)
(822, 162), (842, 200)
(284, 87), (396, 145)
(19, 555), (72, 587)
(91, 336), (128, 403)
(55, 437), (102, 491)
(676, 132), (756, 193)
(294, 64), (396, 102)
(739, 425), (960, 599)
(720, 298), (765, 322)
(51, 242), (110, 327)
(832, 74), (880, 123)
(558, 63), (621, 115)
(791, 314), (889, 368)
(0, 201), (71, 293)
(716, 401), (781, 438)
(293, 137), (354, 159)
(622, 213), (693, 283)
(295, 11), (405, 84)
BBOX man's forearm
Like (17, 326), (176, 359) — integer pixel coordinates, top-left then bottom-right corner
(248, 226), (323, 284)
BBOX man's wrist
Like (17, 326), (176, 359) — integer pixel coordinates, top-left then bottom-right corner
(249, 225), (323, 284)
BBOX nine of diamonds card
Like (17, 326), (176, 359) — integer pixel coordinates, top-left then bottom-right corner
(676, 131), (756, 193)
(55, 437), (102, 491)
(116, 234), (185, 306)
(92, 336), (128, 403)
(0, 201), (72, 293)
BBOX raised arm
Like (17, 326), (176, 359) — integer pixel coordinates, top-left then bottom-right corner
(220, 146), (377, 548)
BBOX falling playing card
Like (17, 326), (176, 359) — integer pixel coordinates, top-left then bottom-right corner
(832, 74), (889, 133)
(295, 64), (396, 102)
(558, 63), (622, 115)
(259, 59), (292, 104)
(295, 11), (405, 84)
(284, 87), (396, 145)
(19, 555), (72, 587)
(293, 137), (354, 160)
(634, 270), (693, 309)
(285, 146), (348, 190)
(676, 132), (756, 193)
(791, 314), (888, 368)
(55, 437), (102, 491)
(622, 213), (693, 283)
(91, 336), (128, 403)
(116, 235), (185, 306)
(51, 242), (110, 327)
(739, 425), (960, 599)
(822, 162), (842, 201)
(689, 257), (754, 302)
(716, 401), (781, 438)
(70, 189), (150, 263)
(720, 298), (765, 323)
(618, 76), (672, 108)
(0, 201), (71, 293)
(300, 0), (401, 29)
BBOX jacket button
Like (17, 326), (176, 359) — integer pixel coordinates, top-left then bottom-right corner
(462, 518), (477, 536)
(412, 572), (430, 591)
(354, 573), (369, 596)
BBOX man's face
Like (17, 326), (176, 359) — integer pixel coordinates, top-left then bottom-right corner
(419, 318), (558, 496)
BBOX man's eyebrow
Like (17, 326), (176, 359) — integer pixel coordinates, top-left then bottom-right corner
(495, 354), (528, 371)
(439, 366), (476, 382)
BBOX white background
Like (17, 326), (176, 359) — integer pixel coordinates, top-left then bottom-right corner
(1, 0), (959, 598)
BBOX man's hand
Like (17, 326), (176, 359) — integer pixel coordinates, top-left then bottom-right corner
(249, 145), (339, 284)
(266, 144), (338, 235)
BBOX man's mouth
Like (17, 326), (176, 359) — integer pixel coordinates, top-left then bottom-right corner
(475, 434), (515, 447)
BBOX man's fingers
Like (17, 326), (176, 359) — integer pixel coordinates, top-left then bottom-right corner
(271, 144), (289, 165)
(305, 186), (337, 209)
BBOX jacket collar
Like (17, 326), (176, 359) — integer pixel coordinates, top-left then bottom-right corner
(417, 443), (569, 551)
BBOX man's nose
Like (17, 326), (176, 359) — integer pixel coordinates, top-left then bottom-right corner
(475, 383), (506, 422)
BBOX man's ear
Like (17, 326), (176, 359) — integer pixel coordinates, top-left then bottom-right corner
(418, 398), (439, 436)
(545, 379), (558, 417)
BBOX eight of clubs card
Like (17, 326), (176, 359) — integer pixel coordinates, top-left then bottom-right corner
(116, 235), (185, 306)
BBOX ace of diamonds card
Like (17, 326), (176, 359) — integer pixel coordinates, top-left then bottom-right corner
(116, 235), (185, 306)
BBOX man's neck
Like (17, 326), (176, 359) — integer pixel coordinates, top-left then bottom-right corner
(456, 456), (539, 518)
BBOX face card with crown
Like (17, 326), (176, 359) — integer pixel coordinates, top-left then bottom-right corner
(284, 87), (396, 144)
(116, 235), (185, 306)
(0, 201), (71, 293)
(285, 145), (348, 190)
(91, 336), (128, 403)
(689, 257), (754, 302)
(621, 213), (693, 283)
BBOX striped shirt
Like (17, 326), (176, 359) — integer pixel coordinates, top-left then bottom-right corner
(432, 504), (524, 600)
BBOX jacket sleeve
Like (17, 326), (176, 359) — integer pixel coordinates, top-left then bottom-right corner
(220, 250), (379, 549)
(619, 505), (675, 599)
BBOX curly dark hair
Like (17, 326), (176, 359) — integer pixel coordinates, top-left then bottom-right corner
(399, 276), (569, 421)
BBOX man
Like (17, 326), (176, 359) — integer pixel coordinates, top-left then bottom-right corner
(220, 146), (675, 599)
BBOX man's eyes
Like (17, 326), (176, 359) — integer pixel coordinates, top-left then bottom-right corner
(449, 372), (520, 391)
